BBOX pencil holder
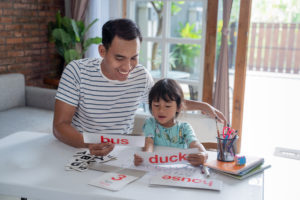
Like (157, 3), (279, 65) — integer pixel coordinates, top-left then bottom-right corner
(216, 136), (238, 162)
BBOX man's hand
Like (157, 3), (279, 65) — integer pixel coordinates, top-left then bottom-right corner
(88, 143), (115, 156)
(184, 100), (227, 125)
(203, 103), (226, 124)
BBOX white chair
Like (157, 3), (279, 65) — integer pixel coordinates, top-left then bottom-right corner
(177, 111), (222, 150)
(132, 111), (223, 150)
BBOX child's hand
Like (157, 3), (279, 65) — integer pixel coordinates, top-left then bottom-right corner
(134, 154), (143, 166)
(187, 152), (208, 166)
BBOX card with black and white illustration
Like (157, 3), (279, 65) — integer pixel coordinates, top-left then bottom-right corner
(65, 149), (117, 172)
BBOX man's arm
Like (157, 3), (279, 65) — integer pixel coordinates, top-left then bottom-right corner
(53, 99), (115, 155)
(184, 99), (226, 124)
(53, 99), (87, 148)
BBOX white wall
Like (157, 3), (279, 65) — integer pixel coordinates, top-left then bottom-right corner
(85, 0), (123, 58)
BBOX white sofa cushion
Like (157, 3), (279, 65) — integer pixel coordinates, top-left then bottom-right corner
(0, 73), (25, 111)
(0, 107), (53, 138)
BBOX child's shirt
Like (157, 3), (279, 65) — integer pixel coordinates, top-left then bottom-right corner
(143, 117), (198, 149)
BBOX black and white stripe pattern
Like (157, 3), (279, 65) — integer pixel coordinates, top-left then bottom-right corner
(56, 58), (153, 135)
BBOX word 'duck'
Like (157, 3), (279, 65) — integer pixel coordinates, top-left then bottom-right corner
(149, 152), (188, 164)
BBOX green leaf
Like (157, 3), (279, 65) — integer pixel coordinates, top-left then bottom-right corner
(54, 43), (64, 57)
(82, 18), (99, 37)
(76, 21), (85, 38)
(48, 12), (102, 65)
(64, 49), (81, 64)
(55, 11), (62, 28)
(52, 28), (72, 44)
(61, 17), (74, 38)
(83, 37), (102, 52)
(48, 21), (56, 42)
(71, 19), (80, 42)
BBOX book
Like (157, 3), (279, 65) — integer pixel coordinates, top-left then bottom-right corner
(204, 156), (264, 175)
(213, 163), (271, 180)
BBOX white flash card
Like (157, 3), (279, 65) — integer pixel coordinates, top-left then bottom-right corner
(89, 172), (138, 191)
(83, 133), (145, 147)
(150, 173), (222, 191)
(137, 148), (199, 165)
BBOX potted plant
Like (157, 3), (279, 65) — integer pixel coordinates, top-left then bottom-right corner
(48, 11), (102, 70)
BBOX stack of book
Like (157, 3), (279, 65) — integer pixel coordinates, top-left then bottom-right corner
(204, 156), (271, 180)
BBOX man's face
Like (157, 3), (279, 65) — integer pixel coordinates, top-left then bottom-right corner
(99, 36), (140, 81)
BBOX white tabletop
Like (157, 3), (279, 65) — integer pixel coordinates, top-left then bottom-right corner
(0, 131), (263, 200)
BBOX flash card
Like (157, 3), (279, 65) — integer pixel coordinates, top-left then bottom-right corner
(65, 149), (117, 172)
(149, 172), (222, 191)
(73, 149), (89, 156)
(89, 172), (139, 191)
(77, 155), (94, 162)
(93, 155), (117, 163)
(88, 163), (123, 172)
(65, 158), (88, 172)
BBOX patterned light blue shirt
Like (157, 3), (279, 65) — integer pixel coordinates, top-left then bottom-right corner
(143, 117), (197, 149)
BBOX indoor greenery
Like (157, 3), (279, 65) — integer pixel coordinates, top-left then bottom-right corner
(170, 22), (201, 72)
(48, 11), (102, 67)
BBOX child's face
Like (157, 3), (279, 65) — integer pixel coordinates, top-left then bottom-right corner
(151, 98), (179, 127)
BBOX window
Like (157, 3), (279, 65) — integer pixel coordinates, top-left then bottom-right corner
(127, 0), (207, 101)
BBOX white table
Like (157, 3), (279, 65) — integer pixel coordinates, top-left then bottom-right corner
(0, 131), (263, 200)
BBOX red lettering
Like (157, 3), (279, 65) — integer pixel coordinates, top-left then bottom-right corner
(111, 174), (127, 181)
(172, 176), (181, 181)
(159, 156), (168, 163)
(203, 180), (213, 186)
(100, 136), (129, 145)
(101, 136), (110, 143)
(161, 175), (212, 186)
(149, 155), (158, 163)
(121, 139), (129, 144)
(181, 177), (191, 182)
(149, 152), (191, 164)
(162, 175), (171, 180)
(111, 138), (116, 144)
(170, 155), (178, 162)
(192, 179), (201, 183)
(178, 152), (187, 161)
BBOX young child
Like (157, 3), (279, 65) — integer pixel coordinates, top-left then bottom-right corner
(134, 78), (208, 166)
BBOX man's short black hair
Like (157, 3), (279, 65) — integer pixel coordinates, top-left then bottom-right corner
(149, 78), (184, 117)
(102, 18), (142, 50)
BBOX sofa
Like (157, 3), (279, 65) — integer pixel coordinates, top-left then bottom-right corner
(0, 73), (56, 139)
(0, 73), (218, 146)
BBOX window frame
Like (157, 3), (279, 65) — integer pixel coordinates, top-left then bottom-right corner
(126, 0), (208, 101)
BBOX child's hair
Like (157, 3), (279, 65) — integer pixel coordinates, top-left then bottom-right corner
(148, 78), (184, 117)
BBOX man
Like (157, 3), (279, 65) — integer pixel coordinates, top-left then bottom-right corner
(53, 18), (225, 157)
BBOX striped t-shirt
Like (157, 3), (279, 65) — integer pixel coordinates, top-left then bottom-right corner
(56, 58), (153, 135)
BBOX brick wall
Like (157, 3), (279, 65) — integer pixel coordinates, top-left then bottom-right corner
(0, 0), (64, 87)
